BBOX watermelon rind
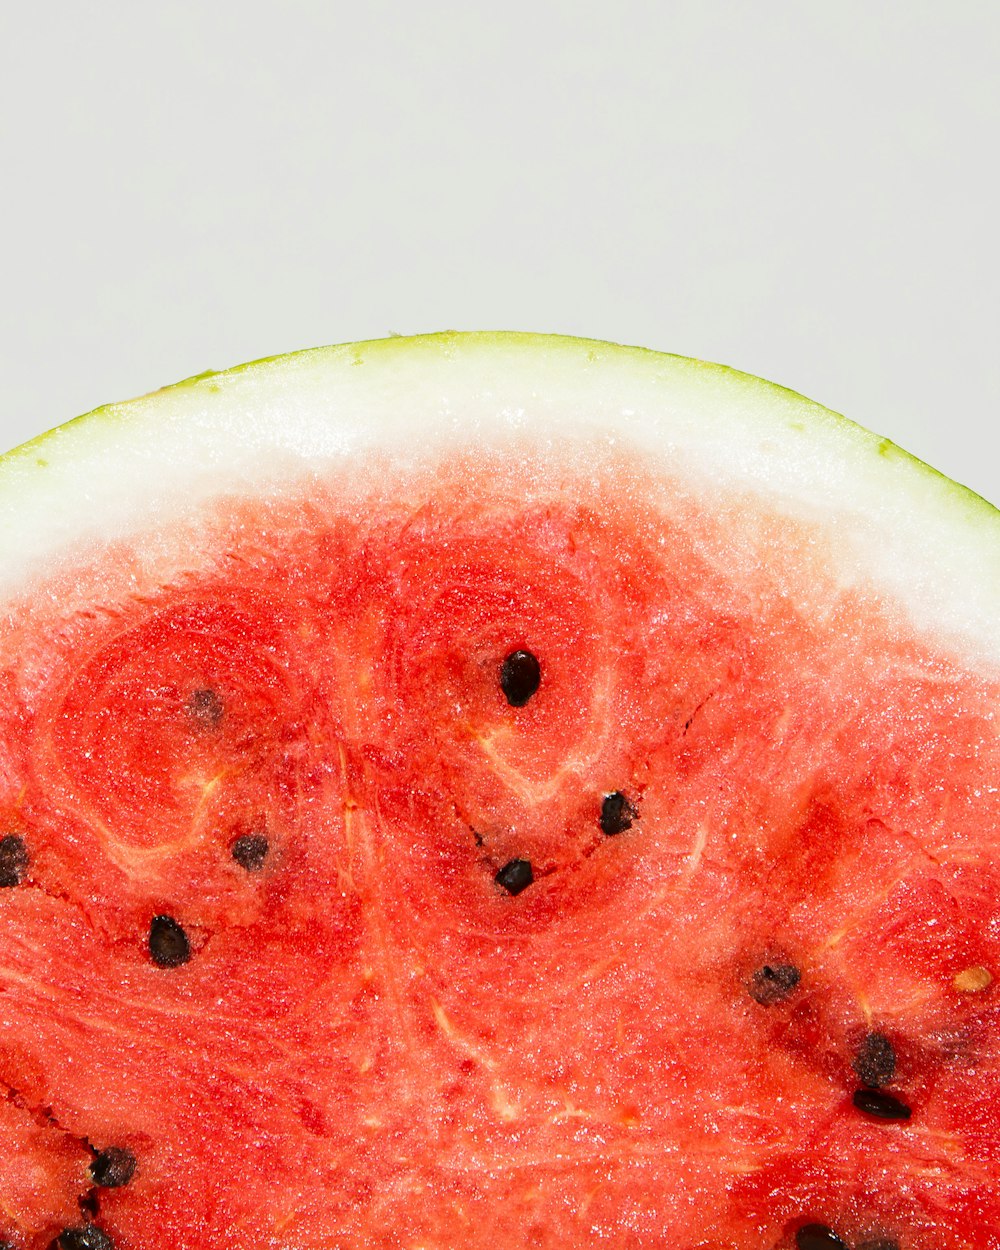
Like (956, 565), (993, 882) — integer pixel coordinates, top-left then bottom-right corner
(1, 331), (997, 666)
(2, 333), (1000, 1249)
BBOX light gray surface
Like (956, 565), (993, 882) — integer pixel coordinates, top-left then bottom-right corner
(1, 2), (998, 503)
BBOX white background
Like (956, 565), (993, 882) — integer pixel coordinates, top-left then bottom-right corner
(2, 2), (998, 503)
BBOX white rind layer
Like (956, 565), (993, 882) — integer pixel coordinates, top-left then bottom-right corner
(1, 332), (997, 668)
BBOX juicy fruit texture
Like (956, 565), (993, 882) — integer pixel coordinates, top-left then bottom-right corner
(0, 336), (999, 1250)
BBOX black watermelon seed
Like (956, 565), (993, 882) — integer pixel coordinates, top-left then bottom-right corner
(854, 1031), (896, 1088)
(853, 1088), (912, 1121)
(748, 963), (801, 1006)
(495, 859), (533, 895)
(55, 1228), (114, 1250)
(0, 833), (29, 888)
(231, 833), (269, 872)
(499, 650), (541, 707)
(149, 915), (191, 968)
(89, 1146), (137, 1188)
(599, 792), (637, 836)
(796, 1226), (848, 1250)
(188, 687), (224, 729)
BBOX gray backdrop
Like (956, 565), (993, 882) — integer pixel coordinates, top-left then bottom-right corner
(2, 2), (998, 503)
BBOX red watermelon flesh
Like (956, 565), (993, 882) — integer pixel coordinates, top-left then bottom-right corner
(0, 336), (999, 1250)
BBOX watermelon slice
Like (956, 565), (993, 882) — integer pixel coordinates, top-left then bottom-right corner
(1, 333), (998, 1250)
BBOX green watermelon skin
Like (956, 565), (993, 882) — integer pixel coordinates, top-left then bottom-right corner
(0, 335), (998, 1250)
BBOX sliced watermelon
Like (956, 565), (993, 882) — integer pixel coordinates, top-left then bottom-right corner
(0, 333), (998, 1250)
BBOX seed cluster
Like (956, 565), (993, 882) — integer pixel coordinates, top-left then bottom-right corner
(1, 612), (986, 1250)
(750, 967), (917, 1137)
(490, 649), (641, 897)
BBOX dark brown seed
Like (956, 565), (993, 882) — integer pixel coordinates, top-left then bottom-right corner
(55, 1228), (114, 1250)
(0, 833), (29, 888)
(748, 962), (801, 1005)
(599, 792), (637, 836)
(149, 914), (191, 968)
(188, 687), (224, 729)
(499, 650), (541, 707)
(854, 1031), (896, 1088)
(77, 1191), (99, 1218)
(495, 858), (533, 895)
(796, 1226), (848, 1250)
(89, 1146), (137, 1188)
(853, 1088), (912, 1120)
(231, 833), (269, 872)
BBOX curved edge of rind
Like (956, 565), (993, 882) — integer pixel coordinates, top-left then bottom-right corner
(9, 329), (994, 525)
(1, 331), (997, 670)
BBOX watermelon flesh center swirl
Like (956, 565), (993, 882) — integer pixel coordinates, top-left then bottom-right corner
(0, 336), (998, 1250)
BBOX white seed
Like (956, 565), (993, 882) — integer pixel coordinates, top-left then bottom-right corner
(953, 965), (992, 993)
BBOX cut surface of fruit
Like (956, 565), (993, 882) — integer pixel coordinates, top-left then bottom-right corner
(0, 333), (998, 1250)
